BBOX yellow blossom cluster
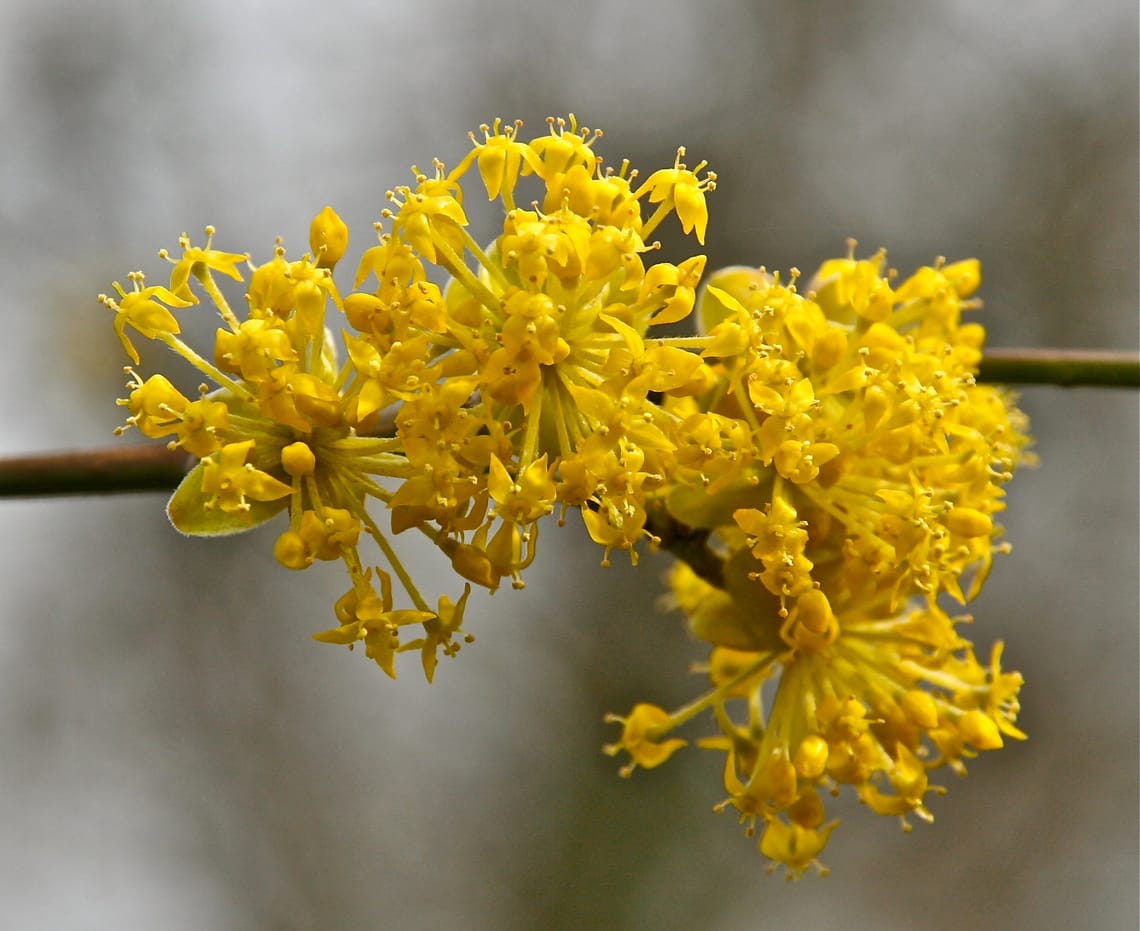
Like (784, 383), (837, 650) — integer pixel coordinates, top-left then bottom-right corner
(102, 115), (716, 680)
(605, 254), (1032, 875)
(102, 115), (1030, 874)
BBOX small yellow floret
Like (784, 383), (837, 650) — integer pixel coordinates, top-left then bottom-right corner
(604, 703), (687, 776)
(200, 440), (292, 516)
(758, 818), (837, 879)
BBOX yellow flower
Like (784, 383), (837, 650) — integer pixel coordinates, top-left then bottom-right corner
(634, 146), (717, 243)
(199, 440), (292, 517)
(398, 584), (475, 683)
(449, 118), (549, 212)
(214, 318), (299, 381)
(160, 227), (248, 303)
(99, 272), (193, 364)
(603, 703), (688, 776)
(117, 372), (188, 440)
(758, 818), (838, 879)
(313, 568), (435, 678)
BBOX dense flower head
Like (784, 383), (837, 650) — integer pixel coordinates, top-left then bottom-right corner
(605, 246), (1032, 875)
(102, 115), (717, 679)
(102, 115), (1030, 876)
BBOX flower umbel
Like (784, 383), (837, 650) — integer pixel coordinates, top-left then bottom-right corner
(607, 247), (1031, 876)
(104, 115), (715, 677)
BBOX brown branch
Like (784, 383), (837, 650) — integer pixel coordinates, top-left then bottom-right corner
(0, 445), (193, 497)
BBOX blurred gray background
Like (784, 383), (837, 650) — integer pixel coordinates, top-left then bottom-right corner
(0, 0), (1136, 928)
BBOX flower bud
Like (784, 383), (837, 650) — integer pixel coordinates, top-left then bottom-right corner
(310, 206), (349, 269)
